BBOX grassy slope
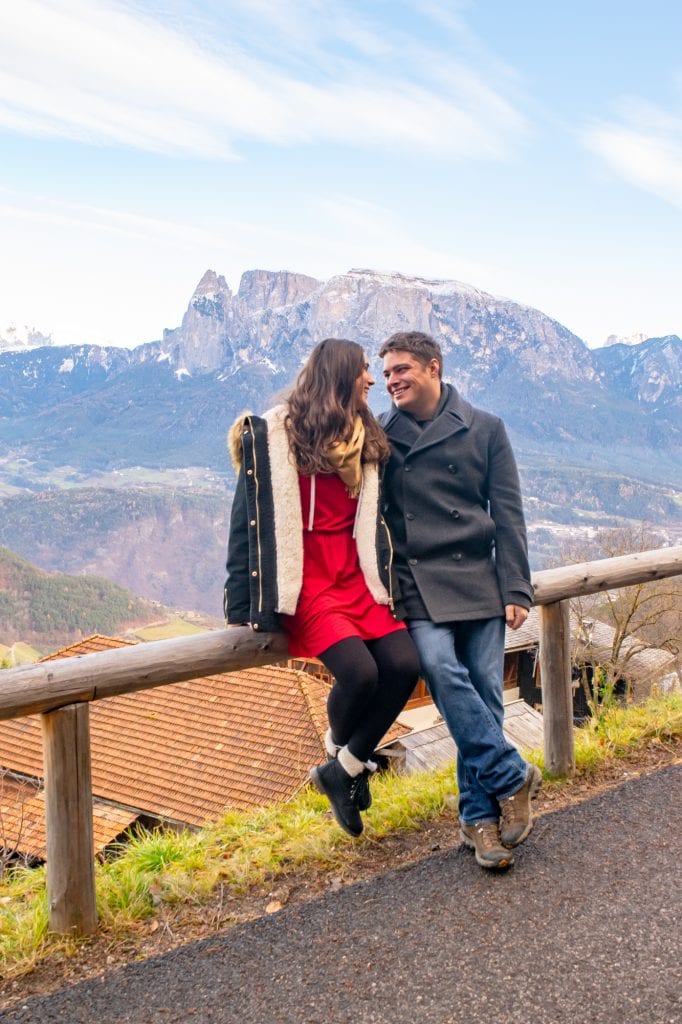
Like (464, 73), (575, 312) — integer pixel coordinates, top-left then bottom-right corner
(0, 693), (680, 981)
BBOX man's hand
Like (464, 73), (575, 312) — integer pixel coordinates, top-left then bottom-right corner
(505, 604), (528, 631)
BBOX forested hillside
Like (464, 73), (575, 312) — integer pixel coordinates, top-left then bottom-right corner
(0, 546), (160, 655)
(0, 488), (230, 617)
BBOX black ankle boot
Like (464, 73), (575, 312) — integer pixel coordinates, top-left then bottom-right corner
(310, 759), (364, 837)
(353, 768), (372, 811)
(327, 754), (372, 811)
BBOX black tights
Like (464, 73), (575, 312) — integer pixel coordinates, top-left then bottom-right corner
(318, 630), (421, 763)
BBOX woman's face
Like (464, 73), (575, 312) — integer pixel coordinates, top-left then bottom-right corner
(353, 356), (375, 407)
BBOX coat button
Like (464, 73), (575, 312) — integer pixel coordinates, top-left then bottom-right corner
(247, 469), (253, 475)
(253, 623), (259, 630)
(448, 464), (457, 473)
(250, 520), (256, 526)
(450, 509), (460, 519)
(406, 512), (415, 520)
(251, 570), (258, 576)
(452, 552), (463, 561)
(404, 466), (411, 472)
(409, 558), (418, 566)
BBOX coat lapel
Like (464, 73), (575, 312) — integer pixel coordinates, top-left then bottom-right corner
(383, 385), (472, 454)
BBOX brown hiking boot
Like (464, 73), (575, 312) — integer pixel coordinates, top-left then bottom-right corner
(460, 821), (515, 871)
(499, 764), (543, 847)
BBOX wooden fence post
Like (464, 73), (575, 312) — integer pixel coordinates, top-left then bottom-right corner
(41, 703), (97, 935)
(539, 600), (575, 777)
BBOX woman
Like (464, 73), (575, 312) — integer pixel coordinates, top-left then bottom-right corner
(224, 338), (420, 837)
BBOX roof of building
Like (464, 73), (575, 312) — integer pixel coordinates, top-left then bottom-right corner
(504, 608), (679, 692)
(0, 774), (136, 861)
(572, 615), (679, 694)
(0, 634), (408, 832)
(381, 699), (544, 772)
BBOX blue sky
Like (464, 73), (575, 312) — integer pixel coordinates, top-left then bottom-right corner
(1, 0), (681, 349)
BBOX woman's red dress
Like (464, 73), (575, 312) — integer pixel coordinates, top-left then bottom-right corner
(280, 473), (404, 658)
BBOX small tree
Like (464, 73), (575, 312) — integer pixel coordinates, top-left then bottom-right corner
(0, 770), (39, 875)
(560, 524), (681, 710)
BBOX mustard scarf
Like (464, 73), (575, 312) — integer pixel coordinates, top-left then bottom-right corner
(326, 416), (365, 497)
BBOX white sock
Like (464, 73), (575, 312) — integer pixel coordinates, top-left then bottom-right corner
(338, 745), (365, 778)
(325, 728), (340, 758)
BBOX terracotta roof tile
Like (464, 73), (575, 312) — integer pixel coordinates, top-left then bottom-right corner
(0, 775), (136, 861)
(1, 635), (415, 833)
(0, 636), (333, 827)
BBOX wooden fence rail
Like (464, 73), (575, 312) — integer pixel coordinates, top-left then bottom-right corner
(1, 545), (681, 935)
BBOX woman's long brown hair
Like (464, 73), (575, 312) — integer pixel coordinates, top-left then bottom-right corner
(285, 338), (390, 474)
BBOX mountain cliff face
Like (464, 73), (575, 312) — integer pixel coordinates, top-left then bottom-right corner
(143, 268), (600, 393)
(4, 266), (676, 463)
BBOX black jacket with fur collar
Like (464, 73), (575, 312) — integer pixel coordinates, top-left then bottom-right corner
(224, 405), (403, 633)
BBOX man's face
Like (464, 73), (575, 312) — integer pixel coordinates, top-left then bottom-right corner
(382, 350), (441, 419)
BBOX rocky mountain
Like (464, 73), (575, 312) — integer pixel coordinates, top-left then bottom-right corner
(1, 268), (679, 477)
(593, 335), (681, 407)
(0, 268), (680, 613)
(603, 332), (648, 348)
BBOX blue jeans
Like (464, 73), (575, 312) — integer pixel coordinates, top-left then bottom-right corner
(408, 617), (528, 824)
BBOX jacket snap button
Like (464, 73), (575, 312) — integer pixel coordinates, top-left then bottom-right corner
(406, 512), (415, 520)
(409, 558), (418, 566)
(404, 466), (411, 472)
(251, 570), (258, 576)
(250, 520), (256, 526)
(452, 552), (463, 561)
(450, 510), (460, 518)
(448, 464), (457, 473)
(253, 623), (259, 630)
(247, 469), (253, 475)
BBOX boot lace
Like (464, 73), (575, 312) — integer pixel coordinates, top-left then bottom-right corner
(499, 794), (520, 831)
(475, 823), (503, 851)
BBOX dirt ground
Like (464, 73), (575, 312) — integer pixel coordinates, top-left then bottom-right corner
(2, 737), (681, 1011)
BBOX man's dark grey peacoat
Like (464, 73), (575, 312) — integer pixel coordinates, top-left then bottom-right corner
(381, 383), (533, 623)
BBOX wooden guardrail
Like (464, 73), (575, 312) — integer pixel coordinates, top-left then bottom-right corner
(0, 546), (681, 935)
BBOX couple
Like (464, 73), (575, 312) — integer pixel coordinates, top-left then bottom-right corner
(224, 332), (541, 871)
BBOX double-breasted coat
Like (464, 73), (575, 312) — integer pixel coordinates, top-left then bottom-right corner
(380, 384), (533, 623)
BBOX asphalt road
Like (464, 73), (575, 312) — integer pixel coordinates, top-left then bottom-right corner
(2, 765), (681, 1024)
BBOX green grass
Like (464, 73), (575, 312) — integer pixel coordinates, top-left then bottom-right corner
(132, 617), (210, 641)
(1, 693), (680, 980)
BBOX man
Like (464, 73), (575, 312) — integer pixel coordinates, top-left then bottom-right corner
(379, 331), (541, 871)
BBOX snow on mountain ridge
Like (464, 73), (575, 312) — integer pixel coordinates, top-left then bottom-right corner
(0, 324), (53, 352)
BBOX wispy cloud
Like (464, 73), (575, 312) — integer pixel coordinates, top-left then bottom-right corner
(585, 97), (682, 209)
(0, 187), (285, 252)
(0, 0), (527, 160)
(312, 194), (497, 286)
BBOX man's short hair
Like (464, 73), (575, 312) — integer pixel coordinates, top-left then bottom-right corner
(379, 331), (443, 378)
